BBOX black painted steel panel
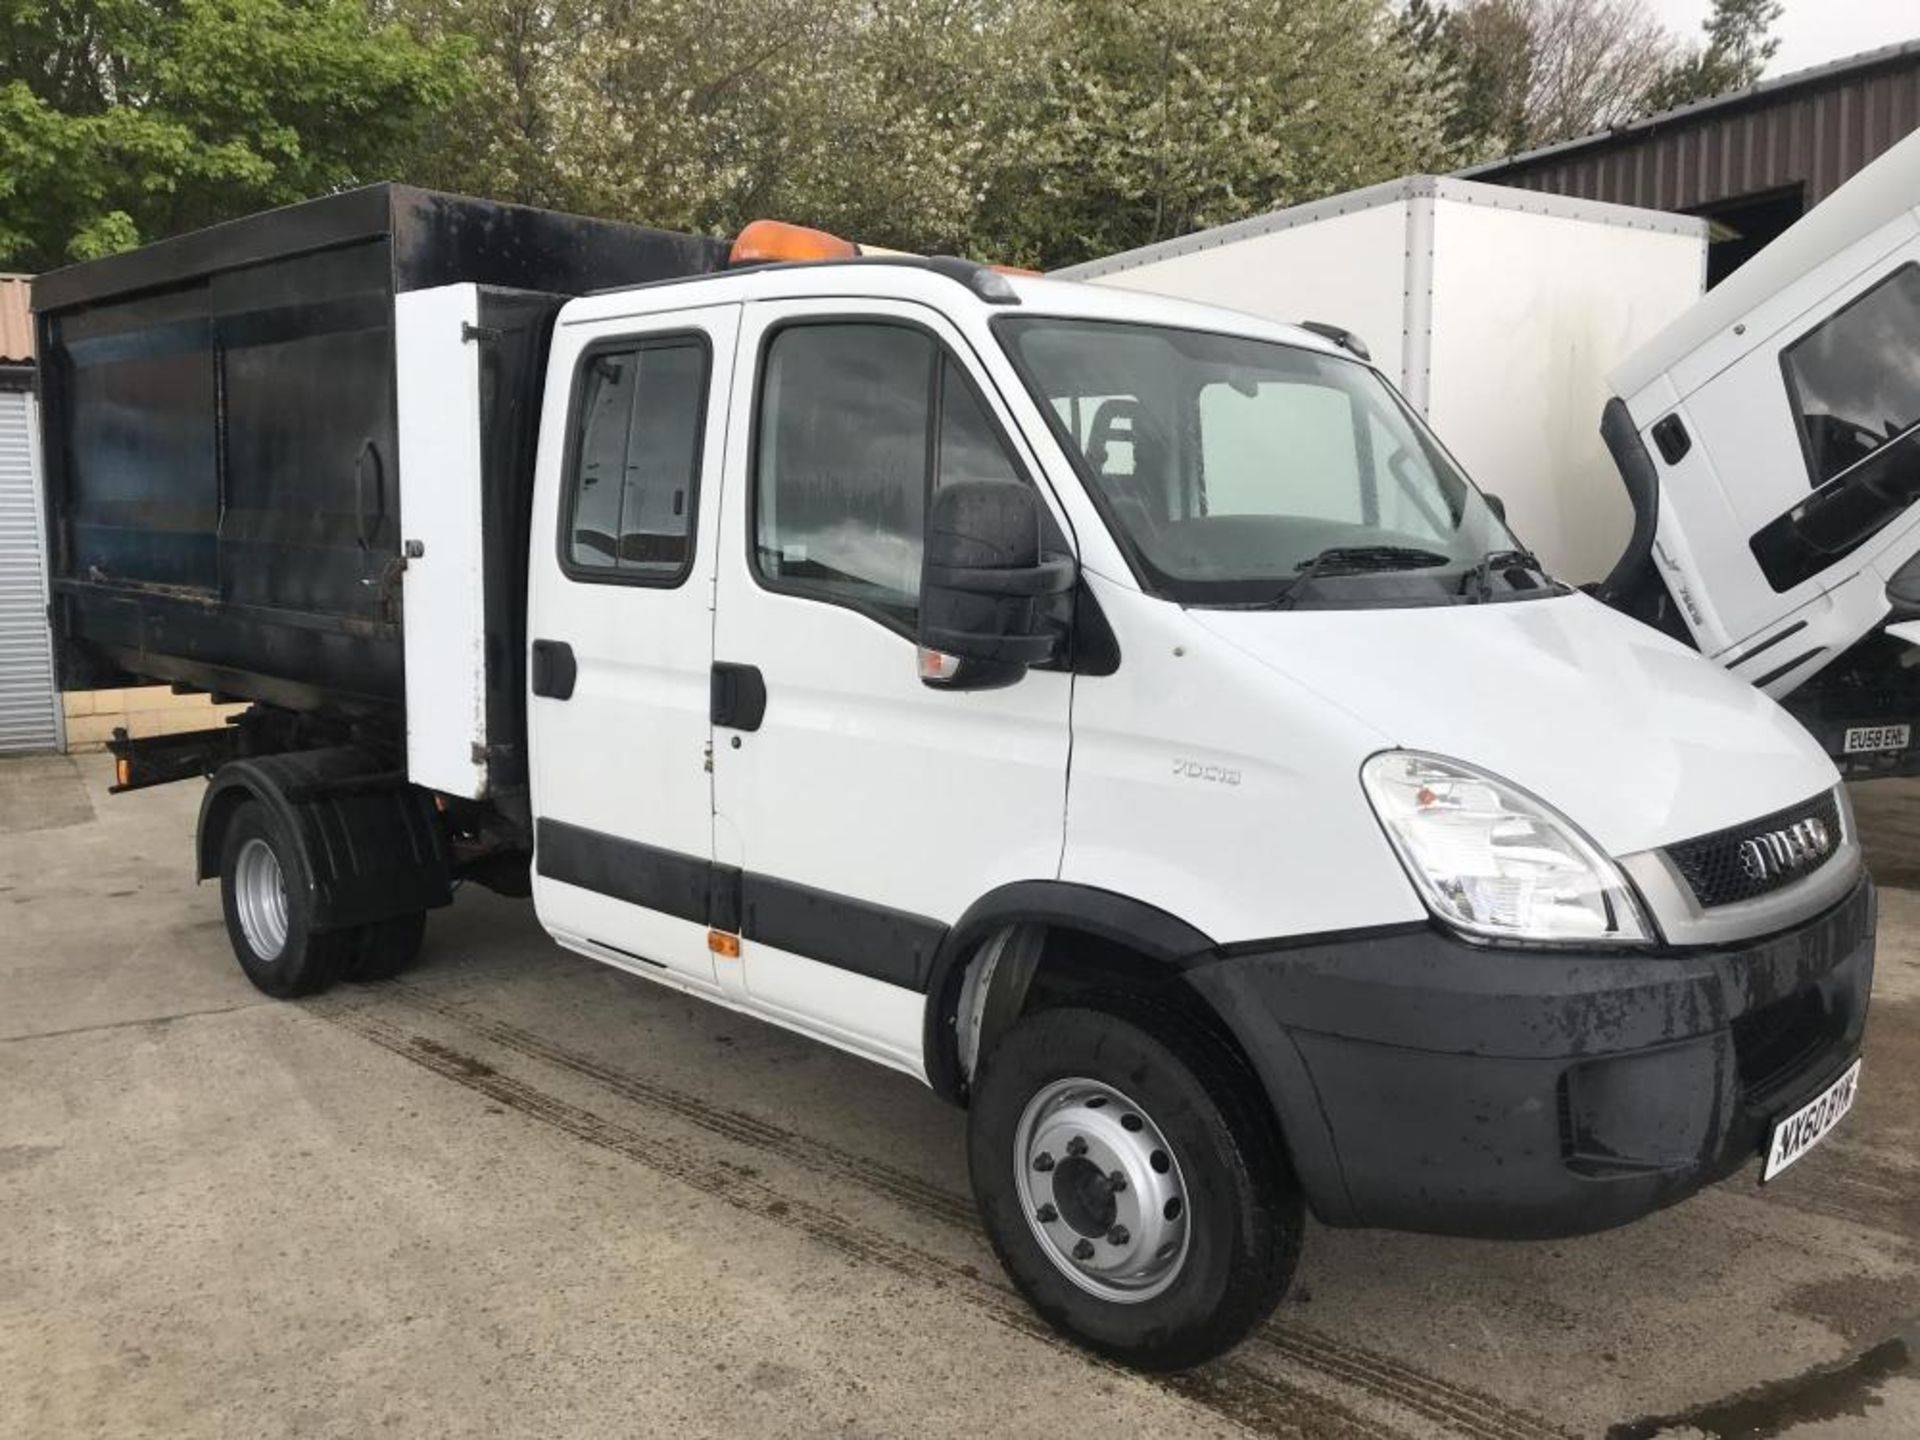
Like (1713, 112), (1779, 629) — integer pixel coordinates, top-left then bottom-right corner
(33, 186), (728, 781)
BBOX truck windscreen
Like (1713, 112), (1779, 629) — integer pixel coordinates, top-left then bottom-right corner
(995, 316), (1537, 608)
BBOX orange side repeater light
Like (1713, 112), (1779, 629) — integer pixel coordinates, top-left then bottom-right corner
(708, 929), (742, 959)
(730, 219), (860, 267)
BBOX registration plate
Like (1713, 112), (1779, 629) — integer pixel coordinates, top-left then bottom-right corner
(1762, 1058), (1861, 1182)
(1843, 723), (1910, 754)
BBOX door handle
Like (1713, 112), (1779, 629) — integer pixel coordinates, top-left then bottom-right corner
(531, 639), (577, 700)
(710, 662), (766, 731)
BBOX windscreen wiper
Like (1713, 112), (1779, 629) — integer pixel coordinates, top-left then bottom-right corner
(1275, 545), (1451, 608)
(1462, 548), (1549, 602)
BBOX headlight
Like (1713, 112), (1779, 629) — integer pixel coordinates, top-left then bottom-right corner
(1361, 751), (1652, 946)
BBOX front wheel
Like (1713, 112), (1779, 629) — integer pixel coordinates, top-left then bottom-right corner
(967, 1000), (1302, 1370)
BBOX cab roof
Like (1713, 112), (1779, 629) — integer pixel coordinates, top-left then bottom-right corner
(565, 255), (1352, 362)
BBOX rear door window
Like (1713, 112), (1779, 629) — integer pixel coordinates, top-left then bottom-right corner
(563, 337), (709, 583)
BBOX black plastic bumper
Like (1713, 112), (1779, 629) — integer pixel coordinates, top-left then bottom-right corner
(1185, 878), (1875, 1239)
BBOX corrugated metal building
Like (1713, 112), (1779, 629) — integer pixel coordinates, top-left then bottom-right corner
(1462, 40), (1920, 285)
(0, 276), (63, 754)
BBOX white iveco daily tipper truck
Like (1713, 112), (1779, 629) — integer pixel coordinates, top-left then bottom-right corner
(33, 187), (1873, 1370)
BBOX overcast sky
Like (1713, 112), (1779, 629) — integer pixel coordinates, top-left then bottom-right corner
(1644, 0), (1917, 76)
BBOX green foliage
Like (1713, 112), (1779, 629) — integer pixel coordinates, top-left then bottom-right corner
(6, 0), (1462, 274)
(399, 0), (1463, 269)
(972, 0), (1460, 266)
(1642, 0), (1782, 113)
(0, 0), (471, 270)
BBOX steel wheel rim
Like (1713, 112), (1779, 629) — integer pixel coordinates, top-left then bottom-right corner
(234, 836), (289, 962)
(1013, 1076), (1191, 1303)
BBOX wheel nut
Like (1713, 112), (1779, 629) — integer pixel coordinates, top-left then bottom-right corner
(1072, 1239), (1095, 1261)
(1066, 1136), (1088, 1157)
(1108, 1225), (1130, 1245)
(1033, 1152), (1055, 1172)
(1035, 1203), (1057, 1223)
(1108, 1170), (1127, 1192)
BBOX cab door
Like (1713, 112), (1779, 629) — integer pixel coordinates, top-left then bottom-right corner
(709, 300), (1074, 1070)
(528, 305), (740, 989)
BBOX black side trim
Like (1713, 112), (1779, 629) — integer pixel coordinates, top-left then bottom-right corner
(1596, 397), (1661, 606)
(536, 818), (711, 926)
(1724, 618), (1809, 671)
(533, 818), (945, 991)
(1212, 919), (1433, 959)
(1754, 646), (1827, 688)
(740, 873), (947, 991)
(709, 864), (743, 934)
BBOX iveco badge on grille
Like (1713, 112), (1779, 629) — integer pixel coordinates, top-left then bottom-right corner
(1737, 816), (1833, 882)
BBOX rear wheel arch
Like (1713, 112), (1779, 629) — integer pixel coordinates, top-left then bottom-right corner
(196, 749), (452, 930)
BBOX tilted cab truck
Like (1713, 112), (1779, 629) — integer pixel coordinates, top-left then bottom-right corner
(33, 186), (1873, 1369)
(1600, 126), (1920, 777)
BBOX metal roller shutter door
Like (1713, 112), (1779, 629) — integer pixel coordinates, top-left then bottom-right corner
(0, 388), (60, 754)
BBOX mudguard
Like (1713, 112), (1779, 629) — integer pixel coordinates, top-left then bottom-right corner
(197, 748), (452, 932)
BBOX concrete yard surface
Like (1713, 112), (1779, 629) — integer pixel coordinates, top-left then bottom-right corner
(2, 754), (1917, 1438)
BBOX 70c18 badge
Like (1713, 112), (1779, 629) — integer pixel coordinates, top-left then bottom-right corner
(1172, 758), (1242, 787)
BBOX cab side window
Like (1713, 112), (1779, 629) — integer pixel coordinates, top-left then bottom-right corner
(1783, 264), (1920, 486)
(563, 337), (709, 583)
(754, 322), (1029, 632)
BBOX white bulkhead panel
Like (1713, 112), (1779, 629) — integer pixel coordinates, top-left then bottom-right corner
(1425, 190), (1706, 585)
(395, 283), (490, 798)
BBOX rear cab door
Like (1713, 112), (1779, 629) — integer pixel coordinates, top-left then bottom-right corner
(528, 302), (741, 988)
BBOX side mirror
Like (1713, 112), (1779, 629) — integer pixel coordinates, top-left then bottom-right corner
(919, 480), (1075, 691)
(1482, 492), (1507, 524)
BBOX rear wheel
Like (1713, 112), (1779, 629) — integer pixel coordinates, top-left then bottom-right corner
(347, 912), (428, 982)
(218, 801), (351, 998)
(968, 999), (1301, 1370)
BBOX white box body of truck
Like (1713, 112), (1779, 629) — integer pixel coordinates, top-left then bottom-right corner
(1055, 177), (1707, 586)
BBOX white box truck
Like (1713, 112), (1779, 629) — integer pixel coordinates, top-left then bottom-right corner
(1053, 176), (1709, 587)
(34, 191), (1870, 1371)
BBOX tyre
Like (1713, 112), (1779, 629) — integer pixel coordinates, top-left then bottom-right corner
(218, 800), (352, 998)
(347, 912), (427, 982)
(967, 999), (1302, 1370)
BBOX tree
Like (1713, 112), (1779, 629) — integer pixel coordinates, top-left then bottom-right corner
(973, 0), (1460, 267)
(1431, 0), (1676, 156)
(0, 0), (470, 271)
(1641, 0), (1782, 113)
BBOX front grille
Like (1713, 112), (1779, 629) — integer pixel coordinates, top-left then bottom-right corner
(1732, 989), (1838, 1098)
(1664, 790), (1840, 909)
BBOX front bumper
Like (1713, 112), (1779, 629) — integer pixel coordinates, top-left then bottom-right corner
(1186, 878), (1875, 1239)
